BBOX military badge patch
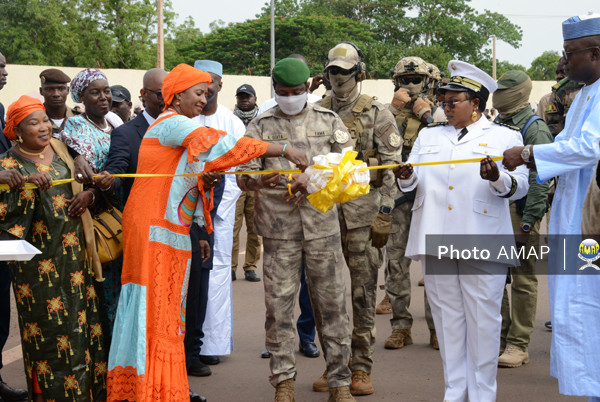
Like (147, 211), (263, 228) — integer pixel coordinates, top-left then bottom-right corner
(333, 130), (350, 144)
(388, 133), (402, 147)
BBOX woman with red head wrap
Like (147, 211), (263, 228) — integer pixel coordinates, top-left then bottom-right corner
(0, 95), (106, 401)
(106, 64), (307, 402)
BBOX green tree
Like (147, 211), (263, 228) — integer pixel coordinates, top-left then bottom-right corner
(0, 0), (175, 69)
(178, 15), (375, 76)
(0, 0), (81, 65)
(527, 51), (561, 80)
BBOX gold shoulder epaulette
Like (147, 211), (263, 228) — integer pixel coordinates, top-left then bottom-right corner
(427, 122), (448, 127)
(493, 121), (520, 131)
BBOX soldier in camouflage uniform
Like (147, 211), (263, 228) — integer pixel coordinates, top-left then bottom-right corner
(309, 42), (402, 396)
(537, 57), (583, 137)
(383, 57), (441, 352)
(236, 58), (355, 402)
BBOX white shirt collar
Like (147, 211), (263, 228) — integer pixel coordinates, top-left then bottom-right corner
(142, 109), (156, 126)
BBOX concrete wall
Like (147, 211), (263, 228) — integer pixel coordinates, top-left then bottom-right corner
(1, 64), (555, 113)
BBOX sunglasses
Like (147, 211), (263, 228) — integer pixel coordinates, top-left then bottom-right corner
(143, 88), (163, 101)
(440, 99), (470, 109)
(327, 66), (355, 75)
(562, 46), (599, 61)
(398, 76), (423, 85)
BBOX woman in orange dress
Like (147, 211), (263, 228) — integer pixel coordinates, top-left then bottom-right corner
(106, 64), (308, 401)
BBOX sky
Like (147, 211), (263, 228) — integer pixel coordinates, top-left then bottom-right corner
(170, 0), (598, 69)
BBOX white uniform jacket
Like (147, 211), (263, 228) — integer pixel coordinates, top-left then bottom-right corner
(400, 117), (530, 260)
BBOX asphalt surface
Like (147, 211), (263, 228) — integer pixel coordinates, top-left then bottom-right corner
(1, 225), (587, 402)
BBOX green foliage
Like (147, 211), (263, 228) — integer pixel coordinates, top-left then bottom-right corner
(527, 51), (561, 80)
(0, 0), (175, 69)
(179, 15), (374, 76)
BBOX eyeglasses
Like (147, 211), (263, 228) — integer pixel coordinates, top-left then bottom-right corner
(440, 99), (470, 109)
(398, 76), (423, 85)
(562, 46), (600, 61)
(143, 88), (163, 101)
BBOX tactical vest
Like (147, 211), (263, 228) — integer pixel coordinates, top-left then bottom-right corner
(321, 94), (383, 187)
(395, 103), (426, 158)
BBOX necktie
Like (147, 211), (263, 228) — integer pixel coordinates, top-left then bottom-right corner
(458, 127), (468, 142)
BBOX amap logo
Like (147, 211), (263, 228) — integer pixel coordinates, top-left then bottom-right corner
(578, 239), (600, 271)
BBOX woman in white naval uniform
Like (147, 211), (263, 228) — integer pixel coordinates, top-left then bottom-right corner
(395, 60), (530, 402)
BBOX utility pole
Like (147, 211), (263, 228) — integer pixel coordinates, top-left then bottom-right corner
(157, 0), (164, 69)
(492, 35), (497, 80)
(270, 0), (275, 97)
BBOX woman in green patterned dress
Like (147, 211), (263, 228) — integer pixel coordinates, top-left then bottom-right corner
(0, 95), (109, 401)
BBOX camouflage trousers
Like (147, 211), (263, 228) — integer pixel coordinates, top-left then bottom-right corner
(231, 191), (262, 272)
(340, 220), (382, 374)
(500, 203), (539, 351)
(385, 200), (435, 330)
(262, 234), (351, 388)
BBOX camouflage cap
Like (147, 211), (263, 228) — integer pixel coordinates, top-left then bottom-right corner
(326, 43), (360, 70)
(272, 58), (310, 87)
(496, 70), (530, 90)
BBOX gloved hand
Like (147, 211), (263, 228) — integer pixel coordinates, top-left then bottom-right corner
(370, 212), (393, 248)
(391, 88), (411, 111)
(413, 97), (431, 121)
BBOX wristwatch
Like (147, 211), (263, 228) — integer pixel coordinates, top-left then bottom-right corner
(521, 145), (532, 163)
(520, 223), (531, 233)
(379, 206), (392, 215)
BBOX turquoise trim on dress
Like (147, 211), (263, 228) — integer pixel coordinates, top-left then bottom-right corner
(107, 283), (147, 374)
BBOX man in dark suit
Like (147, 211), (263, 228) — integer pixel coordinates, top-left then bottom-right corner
(0, 50), (28, 402)
(104, 68), (167, 205)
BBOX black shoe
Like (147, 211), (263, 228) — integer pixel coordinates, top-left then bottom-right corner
(232, 269), (236, 281)
(199, 355), (220, 365)
(261, 348), (271, 358)
(545, 321), (552, 330)
(187, 359), (212, 377)
(299, 341), (320, 358)
(244, 270), (261, 282)
(0, 381), (28, 401)
(189, 389), (207, 402)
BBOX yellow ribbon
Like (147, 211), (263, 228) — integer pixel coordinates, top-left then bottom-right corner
(0, 156), (504, 192)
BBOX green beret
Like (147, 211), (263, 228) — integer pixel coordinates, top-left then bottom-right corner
(272, 58), (310, 87)
(496, 70), (530, 90)
(40, 68), (71, 85)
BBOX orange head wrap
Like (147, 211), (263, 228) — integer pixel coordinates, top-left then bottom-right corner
(3, 95), (46, 140)
(162, 63), (212, 111)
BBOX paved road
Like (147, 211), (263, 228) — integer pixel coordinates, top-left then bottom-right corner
(1, 229), (586, 401)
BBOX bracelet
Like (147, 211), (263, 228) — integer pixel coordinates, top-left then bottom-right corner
(281, 144), (287, 158)
(86, 190), (96, 205)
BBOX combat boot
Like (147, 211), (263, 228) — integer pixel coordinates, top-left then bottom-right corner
(376, 294), (392, 314)
(498, 344), (530, 368)
(384, 329), (413, 349)
(274, 378), (295, 402)
(328, 385), (356, 402)
(312, 369), (328, 392)
(430, 329), (439, 350)
(350, 370), (374, 395)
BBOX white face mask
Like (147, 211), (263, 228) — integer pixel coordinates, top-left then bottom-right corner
(275, 92), (308, 115)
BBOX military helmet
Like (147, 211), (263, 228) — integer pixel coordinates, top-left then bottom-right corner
(392, 56), (430, 78)
(427, 63), (442, 82)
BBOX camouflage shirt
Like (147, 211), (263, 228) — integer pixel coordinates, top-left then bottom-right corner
(238, 103), (354, 240)
(318, 95), (402, 229)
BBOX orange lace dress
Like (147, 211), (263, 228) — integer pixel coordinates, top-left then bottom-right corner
(106, 111), (268, 401)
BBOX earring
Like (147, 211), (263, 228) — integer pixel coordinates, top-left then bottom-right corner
(471, 110), (477, 122)
(176, 101), (181, 106)
(17, 136), (23, 143)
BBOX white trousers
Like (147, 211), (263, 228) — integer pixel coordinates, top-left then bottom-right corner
(423, 256), (507, 402)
